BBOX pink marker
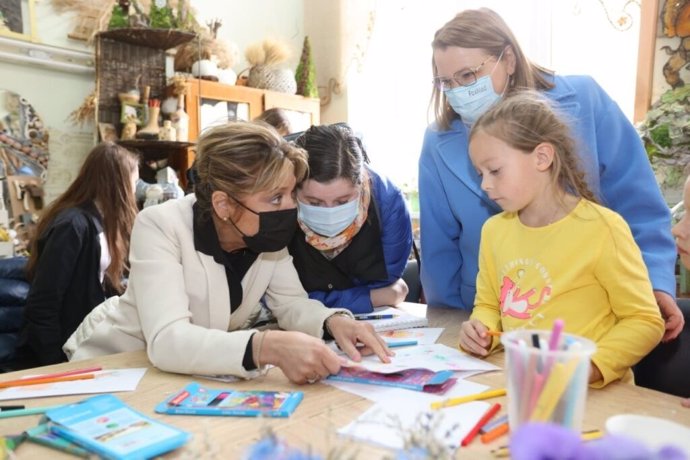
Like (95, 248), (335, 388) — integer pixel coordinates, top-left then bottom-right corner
(548, 319), (565, 352)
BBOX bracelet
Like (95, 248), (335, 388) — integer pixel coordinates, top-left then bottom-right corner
(255, 330), (269, 369)
(324, 311), (350, 337)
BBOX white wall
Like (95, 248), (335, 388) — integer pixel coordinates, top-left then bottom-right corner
(344, 0), (643, 188)
(0, 0), (304, 201)
(192, 0), (304, 74)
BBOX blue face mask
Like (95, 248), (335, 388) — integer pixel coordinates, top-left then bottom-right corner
(444, 74), (501, 126)
(298, 198), (359, 237)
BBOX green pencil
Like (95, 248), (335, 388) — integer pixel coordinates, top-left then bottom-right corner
(0, 404), (65, 419)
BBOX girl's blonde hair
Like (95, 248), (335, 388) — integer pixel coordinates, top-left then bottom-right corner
(469, 91), (597, 204)
(194, 121), (308, 219)
(431, 7), (555, 131)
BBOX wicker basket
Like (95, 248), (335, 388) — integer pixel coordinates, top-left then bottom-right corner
(247, 65), (297, 95)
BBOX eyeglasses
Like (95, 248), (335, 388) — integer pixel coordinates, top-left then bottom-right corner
(432, 54), (497, 91)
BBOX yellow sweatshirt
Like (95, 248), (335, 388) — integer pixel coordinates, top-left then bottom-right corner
(471, 199), (665, 387)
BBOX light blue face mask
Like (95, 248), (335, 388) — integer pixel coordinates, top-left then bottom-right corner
(443, 53), (506, 126)
(445, 75), (501, 126)
(298, 198), (359, 237)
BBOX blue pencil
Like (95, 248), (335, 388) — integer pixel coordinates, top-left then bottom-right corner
(356, 314), (395, 320)
(385, 340), (418, 348)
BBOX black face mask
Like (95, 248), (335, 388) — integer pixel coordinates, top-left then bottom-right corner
(226, 197), (297, 253)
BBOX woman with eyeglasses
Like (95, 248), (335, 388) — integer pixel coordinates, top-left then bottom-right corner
(289, 124), (413, 313)
(419, 7), (684, 341)
(64, 122), (391, 384)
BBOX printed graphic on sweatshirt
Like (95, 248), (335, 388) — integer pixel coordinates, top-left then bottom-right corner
(499, 258), (552, 319)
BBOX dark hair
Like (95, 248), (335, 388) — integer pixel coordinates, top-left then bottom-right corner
(194, 121), (308, 220)
(27, 142), (139, 292)
(254, 108), (292, 136)
(294, 124), (365, 186)
(430, 7), (555, 130)
(469, 90), (597, 204)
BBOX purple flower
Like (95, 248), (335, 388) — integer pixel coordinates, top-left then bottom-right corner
(510, 423), (688, 460)
(510, 423), (588, 460)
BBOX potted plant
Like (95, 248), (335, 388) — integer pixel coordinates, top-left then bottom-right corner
(638, 84), (690, 205)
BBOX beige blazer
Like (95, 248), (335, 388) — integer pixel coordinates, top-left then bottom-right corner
(64, 194), (349, 378)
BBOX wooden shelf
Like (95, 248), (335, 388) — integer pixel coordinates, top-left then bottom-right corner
(118, 140), (195, 150)
(98, 28), (196, 50)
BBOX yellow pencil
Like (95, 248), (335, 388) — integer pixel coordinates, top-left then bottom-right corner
(491, 430), (603, 458)
(431, 388), (507, 410)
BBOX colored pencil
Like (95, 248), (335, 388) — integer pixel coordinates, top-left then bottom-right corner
(0, 404), (65, 419)
(491, 429), (603, 457)
(356, 314), (395, 320)
(485, 330), (502, 337)
(385, 340), (418, 348)
(480, 421), (509, 443)
(0, 373), (95, 389)
(28, 366), (102, 381)
(460, 402), (501, 446)
(431, 388), (506, 410)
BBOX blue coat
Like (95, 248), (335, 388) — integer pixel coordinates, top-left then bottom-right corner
(291, 166), (413, 313)
(419, 74), (675, 310)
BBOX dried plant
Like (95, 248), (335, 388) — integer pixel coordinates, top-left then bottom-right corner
(167, 74), (191, 97)
(174, 31), (235, 72)
(67, 90), (97, 127)
(245, 39), (291, 68)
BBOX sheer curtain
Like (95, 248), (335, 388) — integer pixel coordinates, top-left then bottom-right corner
(346, 0), (640, 190)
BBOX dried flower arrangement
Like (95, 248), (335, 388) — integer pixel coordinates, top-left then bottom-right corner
(174, 19), (236, 73)
(244, 39), (296, 94)
(67, 90), (97, 127)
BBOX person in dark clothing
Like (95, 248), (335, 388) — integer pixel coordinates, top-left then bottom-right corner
(13, 142), (139, 369)
(289, 124), (413, 314)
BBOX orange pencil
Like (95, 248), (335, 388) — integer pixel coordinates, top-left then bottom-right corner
(480, 421), (509, 443)
(0, 373), (95, 389)
(29, 366), (102, 381)
(485, 330), (502, 337)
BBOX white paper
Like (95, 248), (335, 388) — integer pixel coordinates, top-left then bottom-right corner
(378, 327), (444, 345)
(341, 343), (501, 374)
(338, 399), (491, 451)
(324, 376), (489, 404)
(0, 368), (147, 401)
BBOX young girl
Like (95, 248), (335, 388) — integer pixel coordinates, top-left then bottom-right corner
(13, 142), (139, 368)
(458, 92), (665, 388)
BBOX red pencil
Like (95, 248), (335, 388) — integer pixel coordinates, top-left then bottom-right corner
(461, 403), (502, 447)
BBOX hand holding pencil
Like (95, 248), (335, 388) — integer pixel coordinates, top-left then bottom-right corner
(458, 319), (493, 356)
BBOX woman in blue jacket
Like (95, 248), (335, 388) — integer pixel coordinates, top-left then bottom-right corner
(419, 7), (683, 340)
(289, 124), (412, 314)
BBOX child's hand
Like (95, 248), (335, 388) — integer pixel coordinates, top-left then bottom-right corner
(459, 319), (491, 356)
(682, 398), (690, 408)
(588, 362), (603, 384)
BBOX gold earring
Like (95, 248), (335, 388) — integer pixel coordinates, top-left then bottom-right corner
(222, 216), (229, 222)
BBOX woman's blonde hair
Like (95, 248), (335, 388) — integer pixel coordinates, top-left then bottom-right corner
(194, 121), (308, 219)
(469, 91), (597, 204)
(431, 7), (555, 131)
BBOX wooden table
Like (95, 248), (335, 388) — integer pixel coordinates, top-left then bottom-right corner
(1, 304), (689, 459)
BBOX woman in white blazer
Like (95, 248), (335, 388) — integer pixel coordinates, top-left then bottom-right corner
(64, 122), (391, 384)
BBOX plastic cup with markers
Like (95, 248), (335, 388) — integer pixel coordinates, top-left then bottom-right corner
(501, 324), (596, 431)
